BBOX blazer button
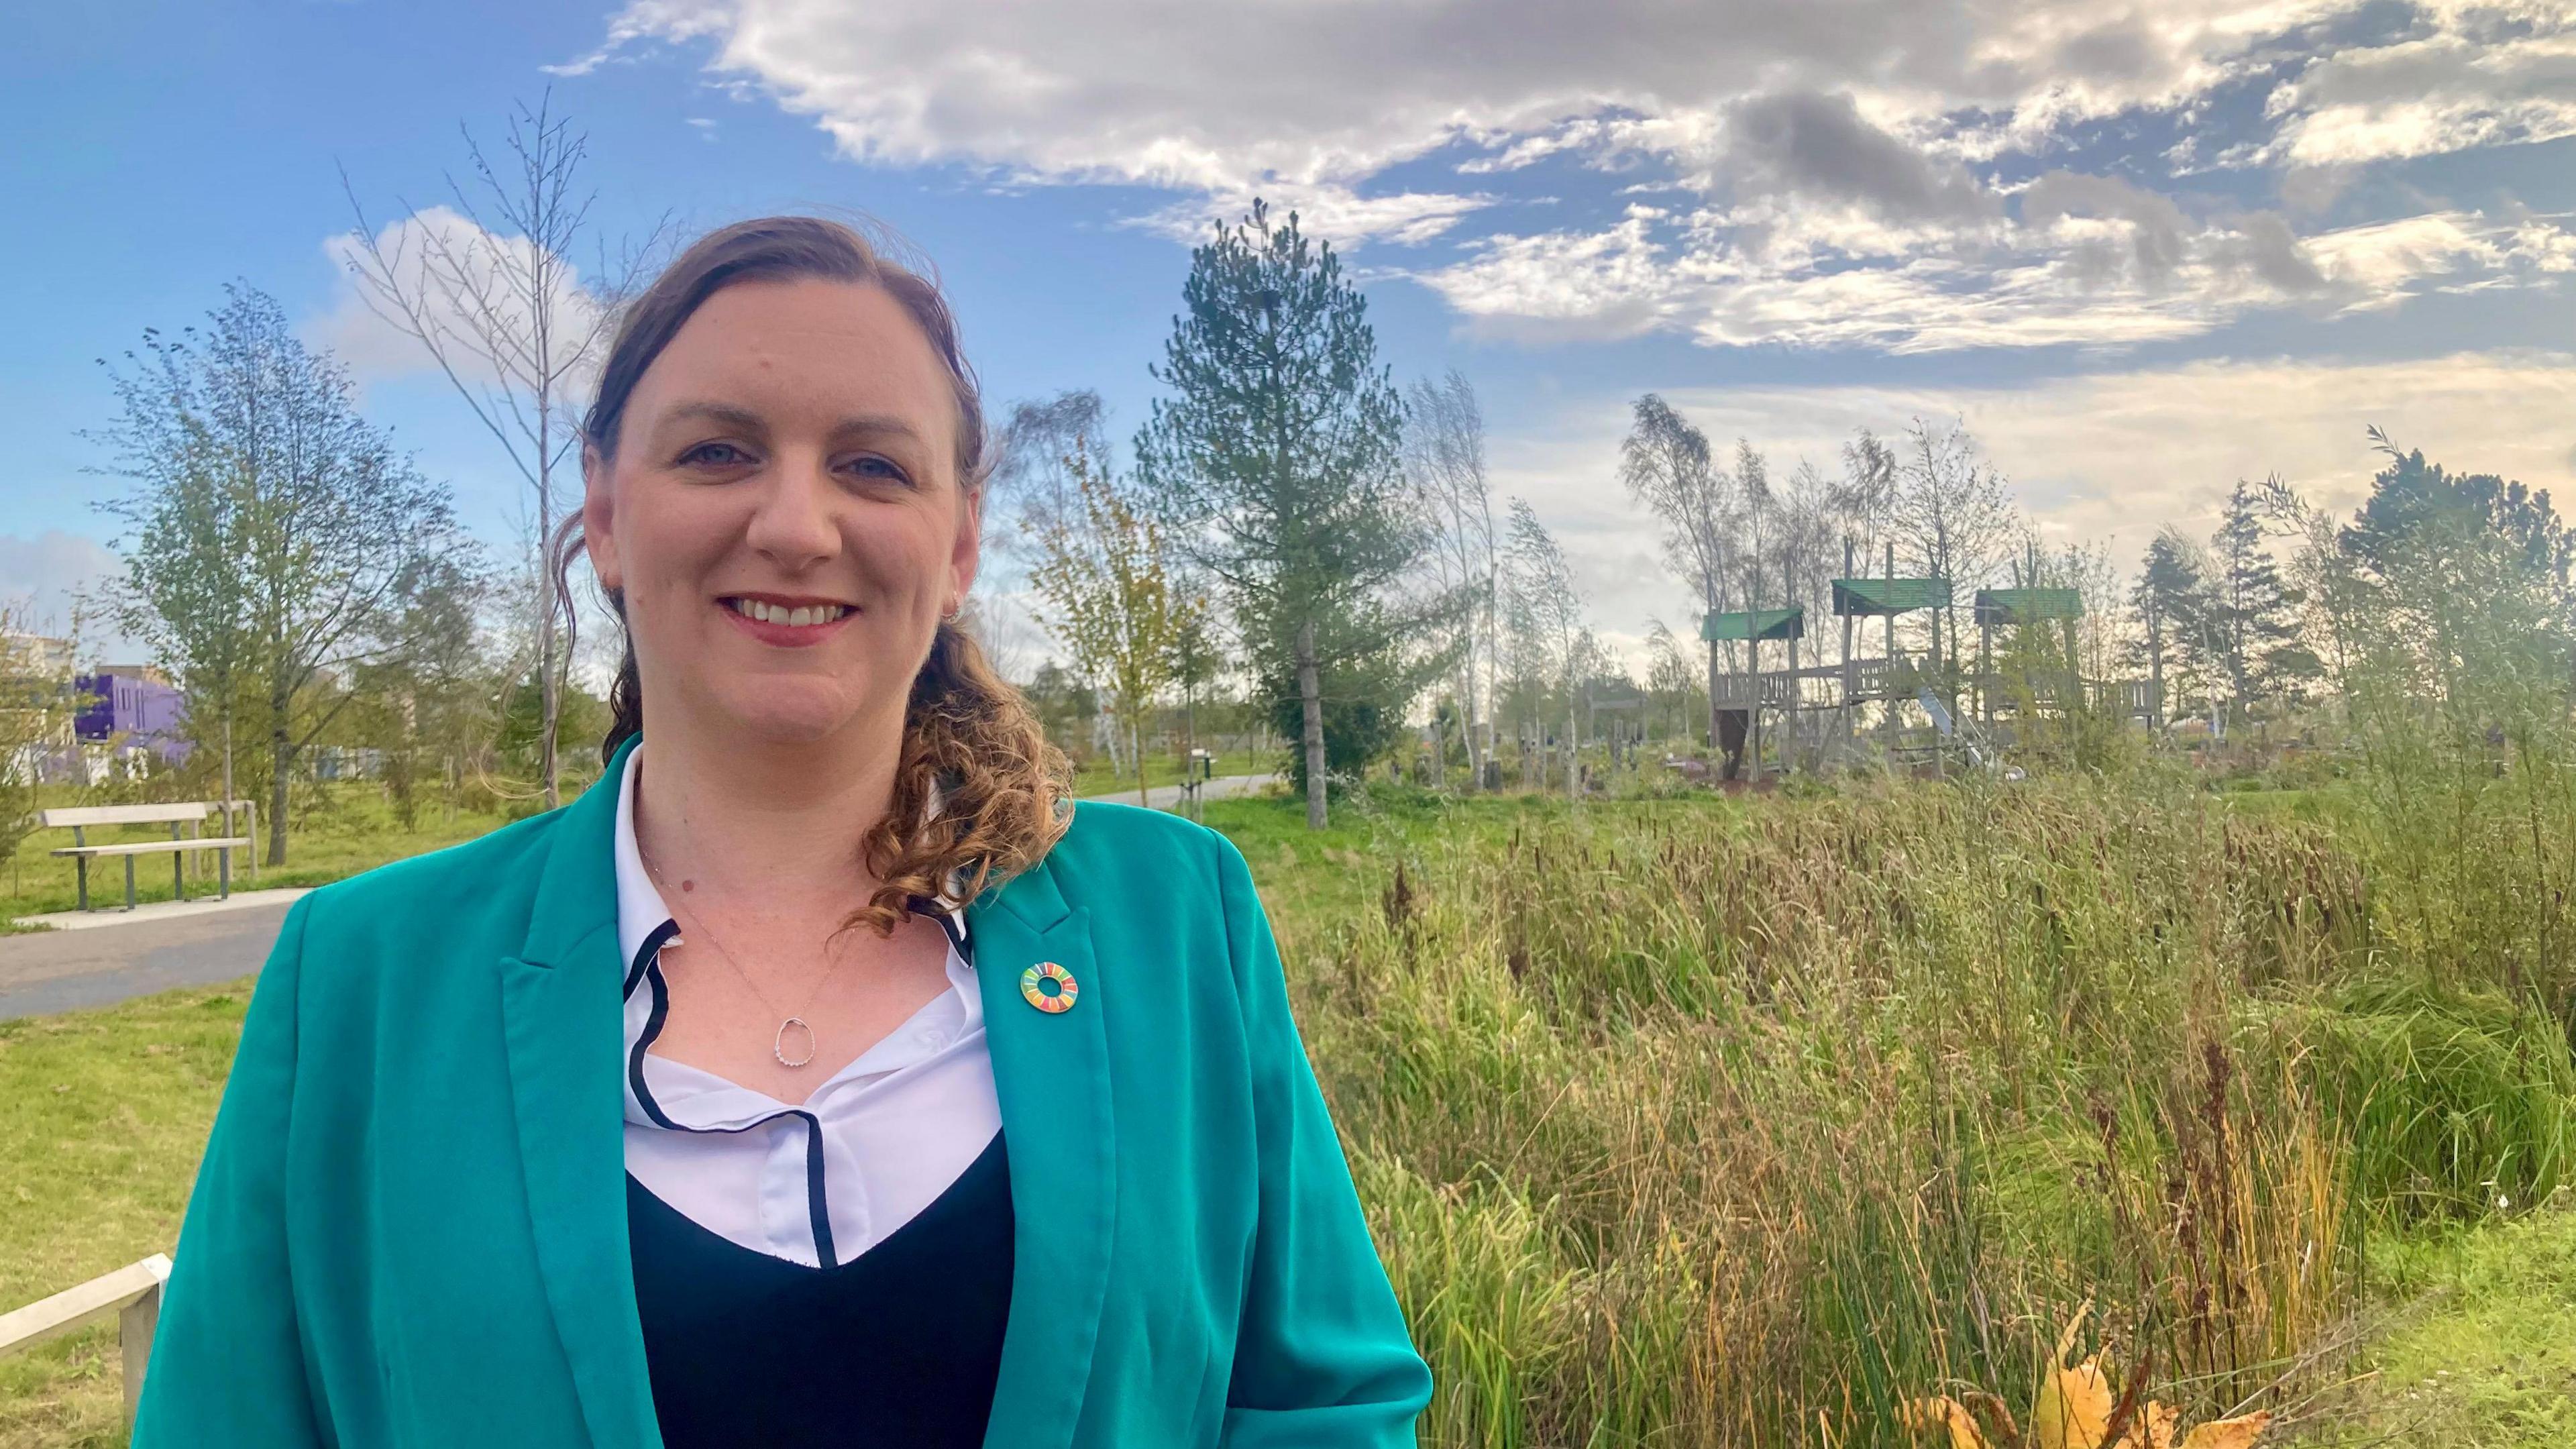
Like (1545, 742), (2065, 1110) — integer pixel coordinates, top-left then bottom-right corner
(1020, 961), (1079, 1014)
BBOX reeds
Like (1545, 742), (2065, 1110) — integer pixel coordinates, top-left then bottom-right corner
(1288, 764), (2575, 1446)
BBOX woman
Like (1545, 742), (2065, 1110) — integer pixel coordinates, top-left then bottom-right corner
(132, 216), (1431, 1448)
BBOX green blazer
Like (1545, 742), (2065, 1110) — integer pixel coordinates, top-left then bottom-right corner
(133, 734), (1430, 1448)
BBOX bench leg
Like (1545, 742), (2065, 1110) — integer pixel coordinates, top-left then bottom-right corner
(121, 1279), (162, 1434)
(76, 856), (88, 913)
(124, 855), (137, 912)
(173, 837), (186, 904)
(218, 847), (231, 899)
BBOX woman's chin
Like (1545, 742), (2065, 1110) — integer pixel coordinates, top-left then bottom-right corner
(705, 684), (877, 747)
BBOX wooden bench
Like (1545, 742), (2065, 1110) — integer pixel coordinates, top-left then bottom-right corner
(0, 1254), (171, 1432)
(40, 803), (253, 913)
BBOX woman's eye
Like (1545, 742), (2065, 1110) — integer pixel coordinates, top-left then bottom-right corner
(680, 441), (752, 467)
(845, 455), (910, 484)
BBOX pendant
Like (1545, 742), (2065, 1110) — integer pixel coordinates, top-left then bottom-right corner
(774, 1016), (817, 1069)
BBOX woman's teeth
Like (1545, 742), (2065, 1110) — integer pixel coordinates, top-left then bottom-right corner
(727, 598), (849, 627)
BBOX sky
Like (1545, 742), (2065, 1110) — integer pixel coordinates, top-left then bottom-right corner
(5, 0), (2573, 677)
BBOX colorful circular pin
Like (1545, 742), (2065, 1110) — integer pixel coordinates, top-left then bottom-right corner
(1020, 961), (1079, 1014)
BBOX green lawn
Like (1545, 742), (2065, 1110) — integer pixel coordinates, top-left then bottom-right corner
(1067, 746), (1272, 800)
(3, 787), (548, 924)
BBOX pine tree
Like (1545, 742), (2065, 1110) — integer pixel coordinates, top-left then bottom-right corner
(1134, 199), (1456, 826)
(2208, 478), (2321, 726)
(2131, 529), (2212, 727)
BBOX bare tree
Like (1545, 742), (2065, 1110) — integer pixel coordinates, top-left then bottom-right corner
(1504, 498), (1587, 799)
(996, 389), (1112, 552)
(1619, 395), (1739, 747)
(337, 91), (665, 806)
(1403, 370), (1499, 788)
(1892, 417), (2019, 696)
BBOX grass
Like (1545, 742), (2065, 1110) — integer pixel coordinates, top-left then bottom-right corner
(3, 786), (537, 922)
(1067, 745), (1271, 800)
(0, 987), (248, 1449)
(5, 760), (2575, 1444)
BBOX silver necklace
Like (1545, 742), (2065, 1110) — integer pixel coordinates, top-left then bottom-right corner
(639, 853), (835, 1069)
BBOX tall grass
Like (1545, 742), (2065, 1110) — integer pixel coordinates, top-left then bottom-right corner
(1282, 764), (2575, 1446)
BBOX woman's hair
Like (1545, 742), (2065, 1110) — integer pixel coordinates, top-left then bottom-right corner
(549, 214), (1070, 937)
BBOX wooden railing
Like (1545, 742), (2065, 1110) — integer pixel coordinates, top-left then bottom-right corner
(0, 1254), (171, 1432)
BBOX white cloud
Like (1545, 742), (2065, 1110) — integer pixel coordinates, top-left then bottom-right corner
(2269, 27), (2576, 165)
(567, 0), (2576, 344)
(1493, 351), (2576, 644)
(312, 206), (612, 394)
(1409, 204), (2561, 354)
(0, 531), (148, 662)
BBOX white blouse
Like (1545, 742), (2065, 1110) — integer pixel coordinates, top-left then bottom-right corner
(613, 743), (1002, 1269)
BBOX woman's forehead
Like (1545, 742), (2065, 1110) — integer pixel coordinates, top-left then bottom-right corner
(632, 278), (956, 445)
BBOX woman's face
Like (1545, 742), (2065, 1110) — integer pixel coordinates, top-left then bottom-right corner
(584, 276), (981, 749)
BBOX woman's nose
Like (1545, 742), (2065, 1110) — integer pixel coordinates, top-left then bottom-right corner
(743, 455), (841, 570)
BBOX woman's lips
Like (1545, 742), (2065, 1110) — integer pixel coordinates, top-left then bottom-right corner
(717, 596), (857, 649)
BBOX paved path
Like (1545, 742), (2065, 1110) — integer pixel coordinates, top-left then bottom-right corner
(0, 894), (304, 1020)
(1077, 771), (1278, 812)
(0, 774), (1281, 1019)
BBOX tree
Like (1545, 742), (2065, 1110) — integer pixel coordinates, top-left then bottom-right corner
(1403, 370), (1499, 790)
(1027, 435), (1196, 807)
(1503, 498), (1587, 800)
(2334, 430), (2576, 743)
(94, 284), (468, 865)
(2206, 478), (2321, 727)
(1134, 199), (1454, 828)
(1893, 417), (2018, 694)
(338, 91), (663, 808)
(0, 604), (72, 871)
(1619, 395), (1734, 745)
(1643, 619), (1709, 743)
(996, 388), (1112, 555)
(2132, 529), (2218, 727)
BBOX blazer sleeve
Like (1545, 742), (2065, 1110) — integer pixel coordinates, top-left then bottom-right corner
(1211, 833), (1432, 1447)
(131, 894), (325, 1448)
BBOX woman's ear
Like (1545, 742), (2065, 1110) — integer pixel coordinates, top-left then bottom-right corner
(583, 443), (623, 594)
(948, 483), (984, 609)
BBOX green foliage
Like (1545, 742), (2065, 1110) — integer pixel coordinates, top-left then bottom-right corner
(91, 284), (474, 865)
(1133, 200), (1461, 817)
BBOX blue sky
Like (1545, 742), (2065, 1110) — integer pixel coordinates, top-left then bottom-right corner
(7, 0), (2574, 673)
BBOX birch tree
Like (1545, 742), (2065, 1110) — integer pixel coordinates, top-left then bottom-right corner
(1403, 369), (1499, 789)
(1619, 395), (1735, 745)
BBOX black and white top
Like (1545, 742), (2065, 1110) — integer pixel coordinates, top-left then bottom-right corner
(614, 743), (1002, 1269)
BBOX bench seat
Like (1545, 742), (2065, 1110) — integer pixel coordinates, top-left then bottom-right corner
(50, 838), (253, 859)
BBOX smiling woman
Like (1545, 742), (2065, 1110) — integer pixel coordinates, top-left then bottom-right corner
(127, 216), (1432, 1449)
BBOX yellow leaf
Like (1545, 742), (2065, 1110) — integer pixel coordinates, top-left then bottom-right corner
(2035, 1355), (2116, 1449)
(2176, 1411), (2271, 1449)
(2114, 1401), (2179, 1449)
(1900, 1396), (1991, 1449)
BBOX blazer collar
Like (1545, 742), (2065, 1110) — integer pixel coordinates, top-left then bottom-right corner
(497, 733), (1114, 1449)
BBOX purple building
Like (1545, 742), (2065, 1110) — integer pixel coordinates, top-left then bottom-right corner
(74, 665), (192, 764)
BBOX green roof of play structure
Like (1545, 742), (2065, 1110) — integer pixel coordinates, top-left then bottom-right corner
(1974, 587), (2085, 625)
(1831, 578), (1953, 616)
(1702, 606), (1806, 642)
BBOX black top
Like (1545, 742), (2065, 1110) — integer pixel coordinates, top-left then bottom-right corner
(625, 1128), (1016, 1448)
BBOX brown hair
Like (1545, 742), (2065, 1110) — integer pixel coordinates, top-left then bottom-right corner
(550, 215), (1070, 936)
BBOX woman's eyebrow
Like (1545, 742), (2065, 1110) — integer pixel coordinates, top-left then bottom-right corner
(661, 400), (768, 434)
(831, 413), (927, 443)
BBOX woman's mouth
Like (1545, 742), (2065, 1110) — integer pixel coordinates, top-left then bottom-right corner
(718, 595), (856, 647)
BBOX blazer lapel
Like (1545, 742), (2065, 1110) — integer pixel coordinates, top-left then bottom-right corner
(971, 856), (1117, 1449)
(500, 735), (660, 1449)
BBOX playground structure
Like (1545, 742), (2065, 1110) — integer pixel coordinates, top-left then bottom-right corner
(1699, 545), (2164, 780)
